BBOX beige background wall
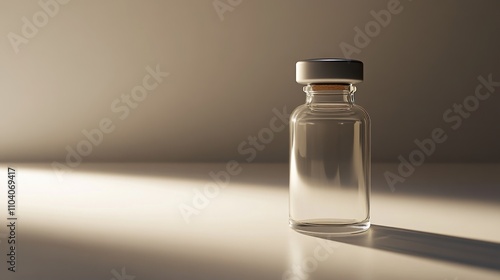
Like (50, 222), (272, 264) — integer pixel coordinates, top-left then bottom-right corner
(1, 0), (499, 163)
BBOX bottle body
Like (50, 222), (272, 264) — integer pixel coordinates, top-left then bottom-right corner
(289, 85), (371, 235)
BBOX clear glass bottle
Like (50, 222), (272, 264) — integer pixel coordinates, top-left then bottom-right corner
(289, 58), (371, 235)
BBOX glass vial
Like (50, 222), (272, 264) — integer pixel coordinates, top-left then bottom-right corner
(289, 58), (371, 235)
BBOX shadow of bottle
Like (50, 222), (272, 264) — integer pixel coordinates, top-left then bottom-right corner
(313, 224), (500, 271)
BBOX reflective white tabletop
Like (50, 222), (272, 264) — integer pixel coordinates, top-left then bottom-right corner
(1, 163), (499, 280)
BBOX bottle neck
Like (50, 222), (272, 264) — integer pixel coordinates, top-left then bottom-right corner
(304, 84), (356, 107)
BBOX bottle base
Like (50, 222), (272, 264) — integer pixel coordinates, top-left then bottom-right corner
(290, 219), (370, 236)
